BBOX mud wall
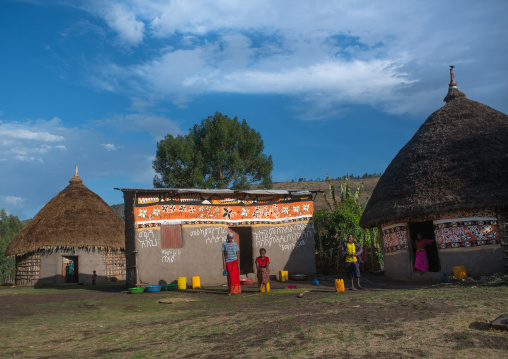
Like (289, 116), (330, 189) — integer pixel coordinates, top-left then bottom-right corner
(134, 225), (227, 286)
(132, 221), (316, 286)
(36, 249), (106, 285)
(383, 250), (412, 280)
(439, 246), (504, 277)
(381, 207), (504, 279)
(252, 221), (315, 275)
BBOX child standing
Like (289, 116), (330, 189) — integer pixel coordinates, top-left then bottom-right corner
(341, 233), (363, 290)
(255, 248), (270, 292)
(92, 270), (97, 285)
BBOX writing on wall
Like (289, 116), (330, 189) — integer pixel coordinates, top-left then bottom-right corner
(137, 230), (158, 248)
(162, 249), (181, 263)
(189, 227), (228, 245)
(254, 222), (314, 251)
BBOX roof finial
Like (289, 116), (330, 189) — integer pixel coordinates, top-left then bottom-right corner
(443, 65), (466, 102)
(449, 65), (457, 89)
(69, 165), (83, 184)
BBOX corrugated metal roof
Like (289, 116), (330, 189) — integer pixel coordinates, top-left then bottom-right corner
(114, 188), (322, 195)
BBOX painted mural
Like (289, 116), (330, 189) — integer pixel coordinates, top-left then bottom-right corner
(135, 201), (314, 227)
(382, 207), (499, 253)
(434, 220), (499, 248)
(382, 225), (408, 253)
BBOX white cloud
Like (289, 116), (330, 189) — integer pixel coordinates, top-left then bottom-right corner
(0, 119), (68, 162)
(3, 196), (24, 206)
(0, 126), (64, 142)
(100, 112), (182, 140)
(71, 1), (508, 116)
(102, 143), (121, 151)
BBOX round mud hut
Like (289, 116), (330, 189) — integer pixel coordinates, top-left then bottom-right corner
(360, 67), (508, 280)
(6, 168), (126, 286)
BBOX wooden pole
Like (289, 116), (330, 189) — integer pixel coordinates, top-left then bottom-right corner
(370, 228), (376, 270)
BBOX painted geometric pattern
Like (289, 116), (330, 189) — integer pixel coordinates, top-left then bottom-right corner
(382, 225), (408, 253)
(433, 208), (497, 221)
(135, 201), (313, 225)
(434, 221), (499, 249)
(383, 207), (497, 226)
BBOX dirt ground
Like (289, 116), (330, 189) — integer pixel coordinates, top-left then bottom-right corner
(1, 275), (507, 358)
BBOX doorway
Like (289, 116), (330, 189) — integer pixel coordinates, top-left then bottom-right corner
(408, 222), (440, 272)
(228, 227), (253, 274)
(62, 256), (78, 283)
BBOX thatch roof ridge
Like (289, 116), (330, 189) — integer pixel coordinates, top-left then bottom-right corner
(360, 93), (508, 228)
(6, 176), (125, 256)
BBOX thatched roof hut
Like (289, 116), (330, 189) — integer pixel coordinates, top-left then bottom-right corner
(6, 169), (125, 286)
(7, 171), (125, 256)
(360, 67), (508, 279)
(360, 70), (508, 228)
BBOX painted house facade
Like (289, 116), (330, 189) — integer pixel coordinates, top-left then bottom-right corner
(117, 188), (318, 286)
(360, 68), (508, 280)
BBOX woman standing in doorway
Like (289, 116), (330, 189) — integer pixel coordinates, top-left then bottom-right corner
(222, 233), (241, 295)
(414, 233), (434, 272)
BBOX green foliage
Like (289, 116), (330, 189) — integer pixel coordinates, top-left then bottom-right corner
(0, 209), (23, 284)
(153, 112), (273, 189)
(318, 175), (364, 251)
(315, 175), (382, 273)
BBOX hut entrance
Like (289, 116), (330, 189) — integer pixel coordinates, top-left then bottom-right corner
(62, 256), (78, 283)
(228, 227), (253, 274)
(408, 222), (440, 272)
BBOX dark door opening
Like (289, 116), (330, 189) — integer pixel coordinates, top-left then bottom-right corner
(63, 256), (78, 283)
(408, 222), (440, 272)
(228, 227), (253, 274)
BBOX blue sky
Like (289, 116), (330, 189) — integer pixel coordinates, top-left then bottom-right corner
(1, 0), (507, 220)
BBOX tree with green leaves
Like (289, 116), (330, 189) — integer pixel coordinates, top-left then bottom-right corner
(0, 209), (23, 284)
(314, 175), (382, 274)
(153, 112), (273, 189)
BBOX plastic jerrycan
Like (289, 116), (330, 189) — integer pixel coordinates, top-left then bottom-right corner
(335, 279), (345, 292)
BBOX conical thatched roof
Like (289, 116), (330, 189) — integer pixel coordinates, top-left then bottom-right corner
(360, 70), (508, 228)
(6, 171), (125, 256)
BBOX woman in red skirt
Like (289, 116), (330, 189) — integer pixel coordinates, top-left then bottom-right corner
(222, 233), (241, 295)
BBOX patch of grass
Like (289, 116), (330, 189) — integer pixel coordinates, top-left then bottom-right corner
(453, 345), (467, 351)
(2, 285), (508, 358)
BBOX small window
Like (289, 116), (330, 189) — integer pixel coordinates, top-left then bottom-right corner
(161, 224), (182, 248)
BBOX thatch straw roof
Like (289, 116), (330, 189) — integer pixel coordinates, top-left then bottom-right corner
(360, 71), (508, 228)
(6, 172), (125, 256)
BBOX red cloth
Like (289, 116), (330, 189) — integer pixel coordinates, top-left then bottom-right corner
(255, 256), (270, 268)
(226, 259), (241, 294)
